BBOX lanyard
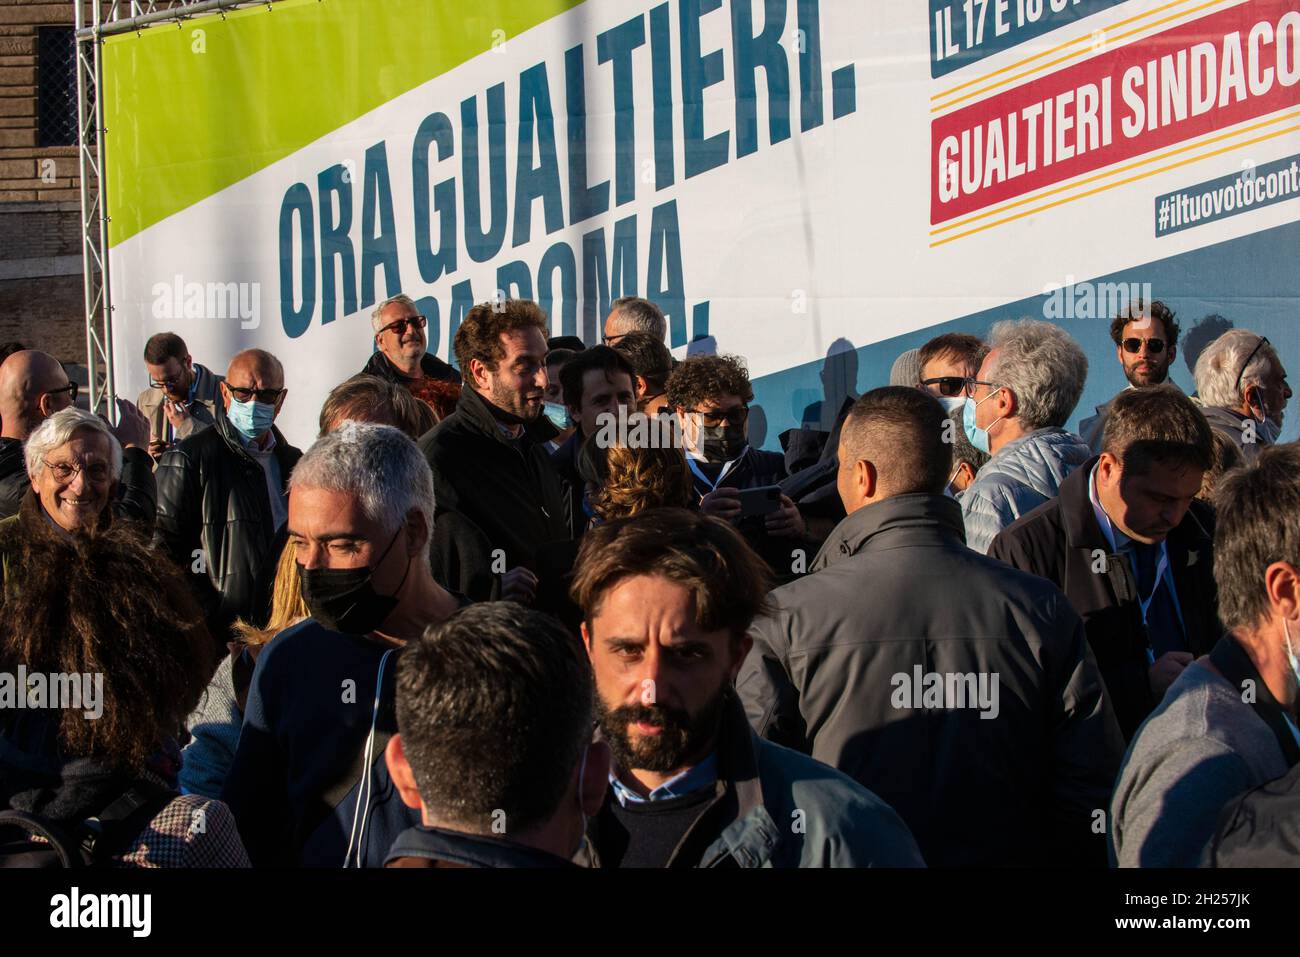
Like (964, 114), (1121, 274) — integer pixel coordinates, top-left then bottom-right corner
(687, 453), (743, 493)
(1132, 545), (1170, 628)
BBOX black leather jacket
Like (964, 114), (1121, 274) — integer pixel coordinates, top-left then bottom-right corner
(153, 410), (300, 643)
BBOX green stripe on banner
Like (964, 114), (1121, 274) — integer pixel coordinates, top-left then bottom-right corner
(103, 0), (583, 247)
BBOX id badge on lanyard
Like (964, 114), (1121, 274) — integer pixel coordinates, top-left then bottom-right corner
(688, 455), (740, 493)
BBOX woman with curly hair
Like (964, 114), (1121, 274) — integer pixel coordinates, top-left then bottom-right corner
(0, 464), (246, 866)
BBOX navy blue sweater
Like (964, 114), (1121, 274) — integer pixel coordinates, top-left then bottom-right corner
(221, 619), (418, 867)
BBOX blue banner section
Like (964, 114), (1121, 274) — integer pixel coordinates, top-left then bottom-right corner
(928, 0), (1127, 79)
(752, 218), (1300, 451)
(1155, 154), (1300, 237)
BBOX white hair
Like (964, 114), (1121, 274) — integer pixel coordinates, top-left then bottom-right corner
(24, 407), (123, 481)
(1194, 328), (1277, 408)
(371, 294), (419, 333)
(986, 319), (1088, 430)
(289, 421), (436, 548)
(609, 297), (667, 340)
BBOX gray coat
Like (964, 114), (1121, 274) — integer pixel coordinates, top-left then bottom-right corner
(739, 493), (1124, 866)
(961, 427), (1092, 553)
(1200, 404), (1274, 465)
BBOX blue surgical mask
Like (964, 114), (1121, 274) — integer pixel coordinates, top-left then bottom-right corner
(1250, 400), (1282, 445)
(227, 397), (277, 440)
(1284, 618), (1300, 690)
(543, 401), (570, 431)
(962, 389), (1004, 455)
(937, 395), (967, 416)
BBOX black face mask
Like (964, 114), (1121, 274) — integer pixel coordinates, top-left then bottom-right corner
(699, 424), (747, 464)
(298, 525), (411, 635)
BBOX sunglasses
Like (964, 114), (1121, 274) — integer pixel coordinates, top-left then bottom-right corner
(1122, 338), (1166, 355)
(920, 376), (971, 398)
(378, 315), (427, 337)
(227, 384), (285, 404)
(688, 406), (749, 428)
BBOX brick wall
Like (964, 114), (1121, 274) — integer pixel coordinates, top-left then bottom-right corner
(0, 1), (86, 365)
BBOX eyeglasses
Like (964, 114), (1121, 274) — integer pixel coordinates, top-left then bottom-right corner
(601, 333), (627, 346)
(1236, 336), (1270, 394)
(149, 373), (187, 390)
(688, 406), (749, 428)
(377, 315), (427, 338)
(920, 376), (971, 398)
(227, 384), (286, 404)
(1122, 338), (1166, 355)
(44, 382), (79, 403)
(42, 459), (111, 484)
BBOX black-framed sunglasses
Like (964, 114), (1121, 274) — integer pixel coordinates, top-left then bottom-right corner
(1236, 336), (1270, 393)
(227, 384), (285, 404)
(1122, 337), (1166, 355)
(378, 315), (427, 337)
(920, 376), (971, 398)
(44, 382), (79, 403)
(149, 373), (188, 391)
(688, 406), (749, 428)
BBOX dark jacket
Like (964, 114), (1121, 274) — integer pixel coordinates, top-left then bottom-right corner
(552, 429), (589, 538)
(221, 619), (419, 868)
(361, 349), (461, 386)
(0, 437), (157, 528)
(386, 826), (577, 868)
(739, 493), (1125, 867)
(421, 387), (571, 600)
(1205, 752), (1300, 866)
(579, 689), (924, 868)
(153, 410), (301, 643)
(689, 445), (812, 584)
(988, 457), (1220, 741)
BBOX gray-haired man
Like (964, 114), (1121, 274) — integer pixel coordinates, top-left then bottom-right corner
(221, 422), (462, 868)
(603, 296), (667, 347)
(361, 293), (462, 390)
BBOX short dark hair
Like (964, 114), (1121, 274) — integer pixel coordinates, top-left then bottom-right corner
(143, 332), (188, 365)
(559, 345), (635, 410)
(1110, 299), (1180, 349)
(609, 297), (666, 340)
(1212, 444), (1300, 630)
(571, 507), (772, 642)
(545, 348), (578, 370)
(453, 299), (549, 374)
(318, 374), (437, 439)
(918, 333), (988, 377)
(395, 602), (594, 834)
(1100, 385), (1213, 476)
(613, 332), (674, 392)
(665, 354), (753, 411)
(841, 387), (952, 495)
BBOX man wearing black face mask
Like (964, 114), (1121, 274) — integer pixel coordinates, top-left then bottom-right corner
(221, 423), (462, 868)
(667, 355), (809, 583)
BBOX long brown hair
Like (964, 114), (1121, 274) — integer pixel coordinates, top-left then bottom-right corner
(0, 496), (215, 769)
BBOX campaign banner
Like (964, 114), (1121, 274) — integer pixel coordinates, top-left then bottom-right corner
(102, 0), (1300, 450)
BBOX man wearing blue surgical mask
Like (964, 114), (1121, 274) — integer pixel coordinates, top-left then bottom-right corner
(156, 348), (302, 647)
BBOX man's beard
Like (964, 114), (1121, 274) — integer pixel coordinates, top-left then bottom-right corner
(1124, 360), (1169, 388)
(488, 379), (542, 421)
(596, 684), (728, 775)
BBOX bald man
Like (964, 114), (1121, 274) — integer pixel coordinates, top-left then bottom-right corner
(738, 386), (1123, 868)
(0, 349), (154, 522)
(155, 349), (301, 644)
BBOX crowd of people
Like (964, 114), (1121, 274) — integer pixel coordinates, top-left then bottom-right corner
(0, 291), (1296, 868)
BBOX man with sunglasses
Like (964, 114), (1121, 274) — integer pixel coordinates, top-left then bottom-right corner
(1194, 328), (1292, 466)
(918, 333), (989, 414)
(0, 349), (153, 523)
(360, 294), (461, 413)
(156, 348), (301, 646)
(1079, 300), (1181, 452)
(138, 331), (224, 459)
(666, 355), (808, 582)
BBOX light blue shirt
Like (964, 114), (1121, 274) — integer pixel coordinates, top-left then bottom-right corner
(609, 753), (718, 806)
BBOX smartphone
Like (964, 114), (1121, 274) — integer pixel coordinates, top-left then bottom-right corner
(737, 485), (783, 518)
